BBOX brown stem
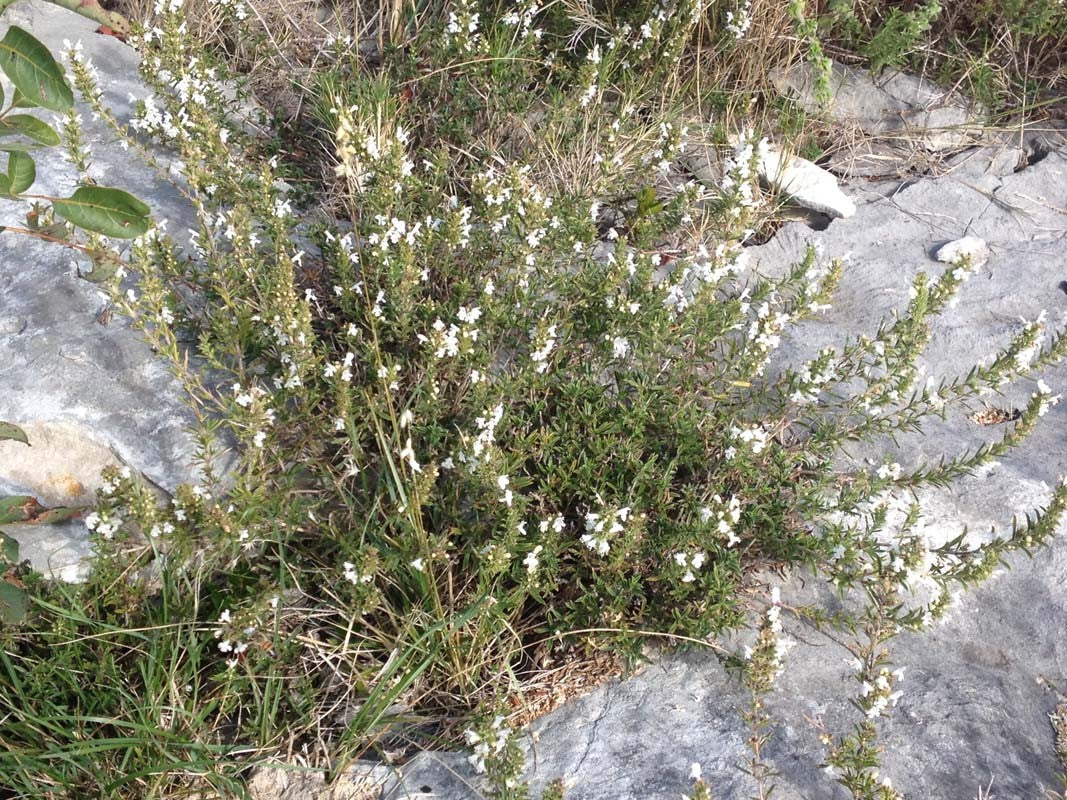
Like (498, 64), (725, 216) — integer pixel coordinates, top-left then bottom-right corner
(2, 224), (124, 265)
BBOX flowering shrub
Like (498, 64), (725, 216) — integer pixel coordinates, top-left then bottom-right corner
(2, 1), (1067, 798)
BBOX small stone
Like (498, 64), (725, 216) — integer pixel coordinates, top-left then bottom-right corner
(935, 236), (990, 268)
(756, 142), (856, 219)
(0, 316), (26, 336)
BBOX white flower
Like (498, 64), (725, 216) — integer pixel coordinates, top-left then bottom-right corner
(730, 424), (769, 455)
(1034, 380), (1062, 416)
(876, 462), (902, 481)
(398, 438), (422, 473)
(725, 0), (753, 38)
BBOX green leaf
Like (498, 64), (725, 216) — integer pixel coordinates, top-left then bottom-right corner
(79, 250), (122, 283)
(0, 114), (60, 146)
(9, 87), (33, 109)
(32, 506), (81, 524)
(0, 496), (41, 524)
(0, 140), (43, 152)
(0, 421), (28, 445)
(0, 531), (17, 563)
(53, 186), (151, 239)
(0, 581), (28, 625)
(0, 27), (74, 112)
(0, 496), (82, 524)
(4, 150), (34, 194)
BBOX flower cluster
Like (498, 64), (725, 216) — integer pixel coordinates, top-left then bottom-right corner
(445, 0), (482, 52)
(858, 665), (905, 719)
(725, 0), (754, 39)
(463, 712), (523, 791)
(743, 587), (786, 692)
(1035, 379), (1062, 417)
(581, 505), (633, 556)
(726, 423), (770, 459)
(700, 494), (744, 547)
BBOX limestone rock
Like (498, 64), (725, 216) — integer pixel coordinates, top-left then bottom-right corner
(757, 142), (856, 218)
(247, 762), (396, 800)
(773, 60), (983, 152)
(936, 236), (990, 268)
(0, 2), (208, 579)
(0, 422), (124, 508)
(773, 60), (986, 178)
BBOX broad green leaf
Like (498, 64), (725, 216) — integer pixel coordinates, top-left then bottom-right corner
(0, 140), (43, 152)
(0, 581), (28, 625)
(4, 150), (34, 194)
(0, 81), (5, 109)
(9, 87), (33, 109)
(0, 496), (40, 524)
(0, 114), (59, 146)
(0, 531), (17, 563)
(0, 496), (82, 524)
(53, 186), (151, 239)
(0, 27), (73, 112)
(0, 421), (28, 445)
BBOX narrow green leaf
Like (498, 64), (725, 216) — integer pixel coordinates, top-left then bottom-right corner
(0, 421), (28, 445)
(31, 506), (81, 524)
(0, 581), (28, 625)
(0, 27), (74, 111)
(0, 531), (17, 563)
(0, 114), (59, 146)
(53, 186), (151, 239)
(4, 150), (34, 194)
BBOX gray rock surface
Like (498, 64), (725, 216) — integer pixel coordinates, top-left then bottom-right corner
(773, 60), (986, 178)
(378, 147), (1067, 799)
(0, 2), (204, 579)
